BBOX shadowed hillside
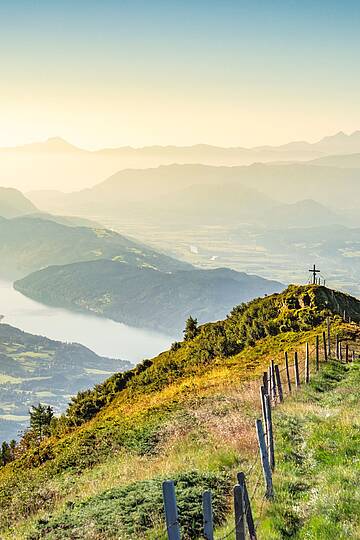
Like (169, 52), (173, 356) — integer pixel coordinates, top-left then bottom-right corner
(15, 262), (283, 333)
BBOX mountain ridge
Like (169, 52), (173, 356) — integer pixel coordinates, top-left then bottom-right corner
(29, 162), (359, 220)
(4, 129), (360, 154)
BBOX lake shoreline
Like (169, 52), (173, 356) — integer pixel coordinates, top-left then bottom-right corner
(0, 280), (172, 363)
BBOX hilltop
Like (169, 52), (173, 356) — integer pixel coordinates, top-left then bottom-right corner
(0, 284), (359, 538)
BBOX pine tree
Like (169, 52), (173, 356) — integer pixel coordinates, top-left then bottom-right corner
(183, 316), (199, 341)
(29, 403), (54, 442)
(1, 442), (10, 466)
(9, 439), (16, 460)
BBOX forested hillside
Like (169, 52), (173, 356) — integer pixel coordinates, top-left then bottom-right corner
(15, 262), (283, 333)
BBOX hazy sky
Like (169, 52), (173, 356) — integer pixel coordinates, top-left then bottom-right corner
(1, 0), (360, 148)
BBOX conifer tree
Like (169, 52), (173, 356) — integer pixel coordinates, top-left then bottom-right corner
(29, 403), (54, 442)
(1, 442), (10, 466)
(184, 316), (199, 341)
(9, 439), (16, 460)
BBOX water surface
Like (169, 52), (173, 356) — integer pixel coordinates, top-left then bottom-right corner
(0, 280), (172, 362)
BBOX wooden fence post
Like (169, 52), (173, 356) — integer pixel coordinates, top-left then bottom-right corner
(323, 331), (328, 362)
(270, 360), (277, 401)
(255, 419), (273, 499)
(234, 484), (246, 540)
(327, 317), (331, 357)
(267, 366), (272, 399)
(336, 335), (339, 360)
(262, 371), (268, 391)
(274, 365), (283, 402)
(285, 351), (291, 394)
(260, 386), (268, 448)
(237, 473), (257, 540)
(315, 335), (319, 371)
(345, 344), (349, 363)
(305, 342), (310, 384)
(294, 351), (300, 387)
(352, 350), (355, 363)
(265, 394), (275, 471)
(202, 490), (214, 540)
(162, 481), (181, 540)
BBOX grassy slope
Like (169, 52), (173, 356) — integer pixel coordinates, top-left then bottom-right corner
(0, 285), (359, 538)
(260, 360), (360, 539)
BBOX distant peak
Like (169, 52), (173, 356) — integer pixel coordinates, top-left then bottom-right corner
(46, 136), (68, 144)
(44, 137), (79, 150)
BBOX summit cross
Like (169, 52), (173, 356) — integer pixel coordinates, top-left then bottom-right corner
(309, 264), (320, 285)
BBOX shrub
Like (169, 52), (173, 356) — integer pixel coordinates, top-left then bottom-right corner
(31, 470), (231, 539)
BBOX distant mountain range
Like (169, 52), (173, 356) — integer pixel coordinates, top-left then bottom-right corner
(6, 130), (360, 158)
(28, 162), (358, 226)
(3, 130), (360, 191)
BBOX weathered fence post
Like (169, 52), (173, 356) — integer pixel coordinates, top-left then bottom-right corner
(267, 366), (272, 399)
(255, 419), (273, 499)
(294, 351), (300, 387)
(234, 484), (246, 540)
(345, 344), (349, 363)
(202, 490), (214, 540)
(327, 317), (331, 357)
(336, 334), (339, 360)
(260, 386), (268, 448)
(274, 365), (283, 402)
(323, 331), (328, 362)
(262, 371), (268, 391)
(270, 359), (277, 401)
(162, 480), (181, 540)
(285, 351), (291, 394)
(237, 473), (257, 540)
(305, 342), (310, 384)
(315, 335), (319, 371)
(265, 394), (275, 471)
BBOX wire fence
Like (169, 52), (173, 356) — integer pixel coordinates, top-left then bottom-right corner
(162, 317), (360, 540)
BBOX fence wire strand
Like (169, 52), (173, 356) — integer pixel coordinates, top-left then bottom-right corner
(162, 325), (360, 539)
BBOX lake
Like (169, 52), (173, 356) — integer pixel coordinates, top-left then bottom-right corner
(0, 280), (173, 363)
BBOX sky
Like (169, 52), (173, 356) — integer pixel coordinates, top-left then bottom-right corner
(1, 0), (360, 148)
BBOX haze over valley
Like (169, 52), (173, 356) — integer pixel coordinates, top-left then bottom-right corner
(1, 2), (360, 537)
